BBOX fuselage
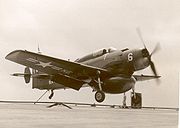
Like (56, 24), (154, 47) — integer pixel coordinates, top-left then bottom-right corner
(76, 47), (150, 76)
(75, 47), (150, 94)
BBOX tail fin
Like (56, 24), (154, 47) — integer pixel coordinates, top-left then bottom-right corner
(24, 67), (31, 83)
(11, 67), (31, 84)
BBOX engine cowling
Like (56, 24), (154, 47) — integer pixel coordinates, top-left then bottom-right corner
(24, 67), (31, 84)
(102, 76), (136, 94)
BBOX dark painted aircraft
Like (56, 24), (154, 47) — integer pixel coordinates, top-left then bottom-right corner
(5, 29), (160, 107)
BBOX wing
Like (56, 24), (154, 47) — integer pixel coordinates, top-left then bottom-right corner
(133, 74), (161, 81)
(6, 50), (109, 90)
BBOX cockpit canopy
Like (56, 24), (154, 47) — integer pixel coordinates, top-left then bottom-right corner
(75, 47), (117, 63)
(92, 47), (117, 57)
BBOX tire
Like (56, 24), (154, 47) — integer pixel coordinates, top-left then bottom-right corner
(95, 91), (105, 103)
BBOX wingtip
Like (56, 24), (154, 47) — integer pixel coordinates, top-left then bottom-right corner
(5, 50), (24, 60)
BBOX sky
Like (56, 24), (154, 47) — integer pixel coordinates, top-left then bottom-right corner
(0, 0), (179, 107)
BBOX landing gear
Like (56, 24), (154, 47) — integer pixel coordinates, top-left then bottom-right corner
(49, 90), (54, 99)
(95, 91), (105, 103)
(131, 92), (142, 109)
(122, 93), (127, 108)
(94, 71), (105, 103)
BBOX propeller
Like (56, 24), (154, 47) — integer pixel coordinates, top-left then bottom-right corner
(136, 28), (146, 49)
(149, 61), (157, 76)
(149, 42), (160, 76)
(136, 28), (160, 77)
(150, 42), (160, 56)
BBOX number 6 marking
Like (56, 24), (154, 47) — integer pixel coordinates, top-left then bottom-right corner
(128, 53), (133, 61)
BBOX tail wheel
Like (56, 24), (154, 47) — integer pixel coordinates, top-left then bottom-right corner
(49, 90), (54, 99)
(95, 91), (105, 103)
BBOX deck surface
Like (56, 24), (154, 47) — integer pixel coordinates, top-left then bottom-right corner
(0, 104), (178, 128)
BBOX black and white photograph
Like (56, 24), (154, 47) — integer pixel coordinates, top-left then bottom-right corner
(0, 0), (179, 127)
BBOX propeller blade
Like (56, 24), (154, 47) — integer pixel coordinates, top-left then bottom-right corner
(151, 42), (160, 56)
(136, 28), (160, 84)
(136, 27), (146, 48)
(150, 60), (161, 84)
(150, 61), (157, 77)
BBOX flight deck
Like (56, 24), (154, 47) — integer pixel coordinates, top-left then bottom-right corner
(0, 102), (178, 128)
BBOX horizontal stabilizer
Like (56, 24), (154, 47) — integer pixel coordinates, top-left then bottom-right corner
(11, 73), (51, 79)
(11, 73), (31, 77)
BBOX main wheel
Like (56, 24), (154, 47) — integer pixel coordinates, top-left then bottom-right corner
(95, 91), (105, 103)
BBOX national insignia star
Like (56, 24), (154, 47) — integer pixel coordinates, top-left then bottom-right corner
(36, 62), (53, 68)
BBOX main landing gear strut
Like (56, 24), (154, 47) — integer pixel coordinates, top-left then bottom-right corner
(122, 93), (127, 108)
(95, 71), (105, 103)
